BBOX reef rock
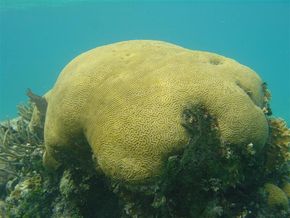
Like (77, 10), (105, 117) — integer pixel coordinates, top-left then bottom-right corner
(42, 40), (269, 183)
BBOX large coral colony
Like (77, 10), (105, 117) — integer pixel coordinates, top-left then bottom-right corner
(0, 40), (289, 217)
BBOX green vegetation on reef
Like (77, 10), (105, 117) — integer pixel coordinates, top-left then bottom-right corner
(0, 93), (289, 217)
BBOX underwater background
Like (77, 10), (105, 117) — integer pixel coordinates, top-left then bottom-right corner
(1, 1), (290, 217)
(0, 0), (289, 125)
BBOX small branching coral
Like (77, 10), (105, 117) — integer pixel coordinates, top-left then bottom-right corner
(265, 118), (290, 178)
(0, 89), (48, 181)
(0, 103), (43, 181)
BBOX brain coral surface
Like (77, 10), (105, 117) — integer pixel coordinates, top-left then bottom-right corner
(43, 40), (269, 183)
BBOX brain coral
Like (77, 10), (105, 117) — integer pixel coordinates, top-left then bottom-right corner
(264, 183), (289, 209)
(43, 40), (269, 183)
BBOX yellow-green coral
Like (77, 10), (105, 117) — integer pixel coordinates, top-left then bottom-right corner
(264, 183), (289, 209)
(43, 40), (269, 183)
(266, 118), (290, 172)
(282, 183), (290, 198)
(268, 118), (290, 161)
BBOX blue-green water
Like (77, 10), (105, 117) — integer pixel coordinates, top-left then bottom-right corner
(0, 0), (289, 124)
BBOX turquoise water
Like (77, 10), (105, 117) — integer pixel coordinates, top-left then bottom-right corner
(0, 0), (289, 125)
